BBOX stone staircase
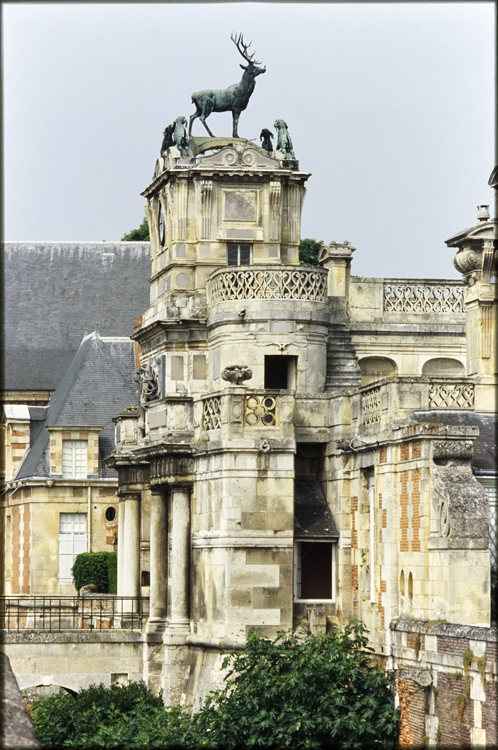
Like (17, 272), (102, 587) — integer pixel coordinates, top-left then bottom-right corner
(325, 323), (362, 391)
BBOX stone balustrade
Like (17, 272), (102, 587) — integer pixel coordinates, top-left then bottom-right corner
(199, 390), (295, 438)
(359, 378), (475, 428)
(383, 280), (465, 314)
(207, 265), (328, 304)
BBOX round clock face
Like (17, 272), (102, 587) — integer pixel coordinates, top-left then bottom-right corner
(158, 205), (165, 245)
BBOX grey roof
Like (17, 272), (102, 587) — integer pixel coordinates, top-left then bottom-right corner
(4, 242), (150, 391)
(294, 480), (339, 538)
(410, 411), (496, 474)
(17, 332), (137, 479)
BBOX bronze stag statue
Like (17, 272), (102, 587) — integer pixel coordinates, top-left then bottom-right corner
(189, 33), (266, 138)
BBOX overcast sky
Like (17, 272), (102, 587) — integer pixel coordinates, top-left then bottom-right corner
(3, 2), (494, 278)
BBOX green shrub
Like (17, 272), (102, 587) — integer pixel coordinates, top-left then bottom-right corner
(32, 621), (399, 749)
(31, 681), (197, 749)
(72, 552), (113, 593)
(107, 551), (117, 595)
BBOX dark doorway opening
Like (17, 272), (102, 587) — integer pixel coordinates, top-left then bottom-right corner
(264, 355), (297, 389)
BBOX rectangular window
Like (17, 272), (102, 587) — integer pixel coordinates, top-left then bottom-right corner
(59, 513), (87, 582)
(62, 440), (87, 479)
(294, 541), (336, 601)
(227, 243), (252, 266)
(264, 355), (297, 390)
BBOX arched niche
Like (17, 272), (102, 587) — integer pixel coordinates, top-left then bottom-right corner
(408, 572), (413, 604)
(422, 358), (465, 378)
(359, 356), (398, 386)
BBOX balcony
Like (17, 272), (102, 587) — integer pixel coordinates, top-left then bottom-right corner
(207, 265), (328, 304)
(355, 377), (475, 433)
(198, 389), (295, 441)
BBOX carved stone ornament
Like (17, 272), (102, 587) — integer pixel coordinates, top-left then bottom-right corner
(432, 463), (488, 541)
(274, 119), (296, 158)
(135, 363), (159, 402)
(222, 365), (252, 385)
(453, 247), (482, 275)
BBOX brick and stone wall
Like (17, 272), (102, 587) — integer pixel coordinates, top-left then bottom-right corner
(391, 619), (497, 748)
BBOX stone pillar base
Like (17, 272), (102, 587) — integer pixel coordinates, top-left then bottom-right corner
(145, 618), (168, 635)
(163, 622), (190, 645)
(142, 639), (165, 696)
(161, 642), (191, 705)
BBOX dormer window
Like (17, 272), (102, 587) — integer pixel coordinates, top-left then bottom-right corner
(62, 440), (88, 478)
(227, 243), (251, 266)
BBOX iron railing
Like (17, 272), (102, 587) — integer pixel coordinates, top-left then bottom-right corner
(0, 596), (148, 632)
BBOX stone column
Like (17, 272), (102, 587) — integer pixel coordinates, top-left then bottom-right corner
(147, 487), (168, 630)
(121, 493), (141, 599)
(117, 497), (126, 596)
(162, 484), (191, 705)
(168, 484), (191, 630)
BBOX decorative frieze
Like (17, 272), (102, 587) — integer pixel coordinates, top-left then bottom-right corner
(269, 181), (281, 242)
(207, 266), (327, 304)
(202, 396), (221, 430)
(383, 282), (465, 314)
(428, 383), (474, 409)
(150, 456), (194, 482)
(287, 183), (304, 244)
(195, 180), (212, 239)
(245, 395), (277, 426)
(175, 180), (188, 241)
(480, 303), (493, 359)
(361, 386), (381, 425)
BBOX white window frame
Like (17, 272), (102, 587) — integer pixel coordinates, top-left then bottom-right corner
(227, 243), (252, 266)
(58, 512), (88, 583)
(62, 440), (88, 479)
(294, 540), (336, 603)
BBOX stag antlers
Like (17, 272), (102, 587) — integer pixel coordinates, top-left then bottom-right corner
(230, 32), (261, 65)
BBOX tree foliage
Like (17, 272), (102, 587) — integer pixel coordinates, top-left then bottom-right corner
(299, 238), (324, 266)
(71, 552), (116, 593)
(121, 216), (150, 241)
(195, 622), (398, 748)
(32, 622), (399, 749)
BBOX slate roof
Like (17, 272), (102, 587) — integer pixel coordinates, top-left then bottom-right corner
(294, 480), (339, 539)
(17, 332), (138, 479)
(4, 242), (150, 391)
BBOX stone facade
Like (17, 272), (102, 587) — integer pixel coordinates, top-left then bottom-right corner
(1, 133), (496, 746)
(106, 135), (496, 718)
(2, 334), (137, 595)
